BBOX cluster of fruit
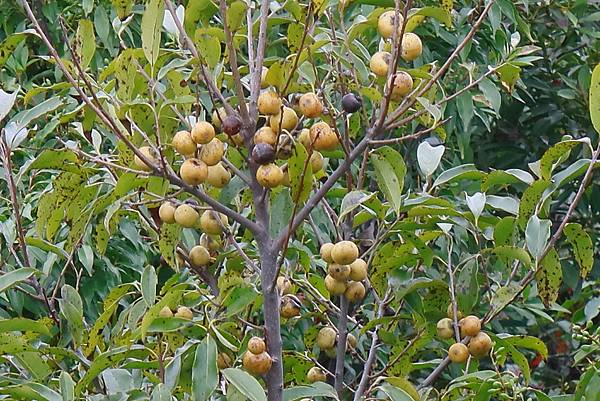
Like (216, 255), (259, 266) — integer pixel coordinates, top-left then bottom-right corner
(242, 336), (273, 375)
(275, 276), (304, 319)
(158, 305), (193, 320)
(436, 307), (493, 363)
(320, 241), (367, 302)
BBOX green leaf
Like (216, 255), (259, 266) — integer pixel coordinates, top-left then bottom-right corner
(140, 285), (186, 337)
(0, 32), (30, 68)
(535, 247), (562, 307)
(111, 0), (134, 19)
(151, 384), (172, 401)
(539, 139), (589, 180)
(407, 7), (452, 29)
(589, 62), (600, 134)
(141, 0), (164, 68)
(371, 146), (407, 212)
(455, 258), (479, 314)
(195, 31), (221, 68)
(563, 223), (594, 278)
(490, 282), (521, 313)
(338, 190), (377, 223)
(379, 382), (414, 401)
(500, 340), (531, 383)
(497, 334), (548, 359)
(0, 318), (51, 336)
(483, 246), (531, 268)
(184, 0), (218, 34)
(417, 142), (445, 177)
(270, 190), (293, 237)
(289, 142), (314, 204)
(85, 284), (131, 356)
(283, 382), (338, 401)
(223, 286), (258, 317)
(74, 19), (95, 69)
(525, 215), (551, 262)
(287, 23), (304, 51)
(60, 372), (75, 401)
(9, 97), (63, 133)
(432, 164), (485, 188)
(192, 336), (219, 401)
(494, 217), (517, 246)
(226, 1), (247, 32)
(142, 265), (157, 307)
(497, 63), (521, 92)
(518, 180), (551, 229)
(222, 368), (267, 401)
(159, 223), (182, 269)
(0, 267), (37, 293)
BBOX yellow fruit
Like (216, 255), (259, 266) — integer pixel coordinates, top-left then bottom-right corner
(180, 158), (208, 185)
(349, 258), (368, 281)
(281, 169), (290, 187)
(447, 304), (464, 320)
(459, 315), (482, 338)
(217, 352), (232, 369)
(254, 127), (278, 146)
(448, 343), (469, 363)
(189, 245), (210, 267)
(320, 243), (335, 263)
(158, 306), (173, 318)
(256, 163), (284, 188)
(378, 10), (404, 39)
(468, 332), (492, 358)
(174, 204), (199, 228)
(390, 71), (414, 99)
(370, 51), (392, 77)
(200, 210), (228, 235)
(258, 91), (282, 115)
(307, 367), (326, 383)
(134, 146), (157, 171)
(211, 107), (226, 129)
(200, 138), (225, 166)
(248, 336), (266, 354)
(309, 122), (338, 151)
(298, 128), (311, 149)
(345, 281), (366, 302)
(276, 276), (292, 294)
(172, 130), (197, 156)
(316, 327), (337, 349)
(331, 241), (359, 265)
(260, 67), (269, 89)
(310, 151), (324, 172)
(347, 333), (357, 348)
(243, 351), (272, 375)
(324, 274), (347, 295)
(436, 318), (455, 339)
(158, 202), (176, 224)
(401, 32), (423, 61)
(328, 263), (350, 281)
(175, 306), (193, 320)
(299, 92), (323, 118)
(206, 163), (231, 188)
(280, 296), (301, 318)
(269, 107), (298, 132)
(191, 121), (216, 144)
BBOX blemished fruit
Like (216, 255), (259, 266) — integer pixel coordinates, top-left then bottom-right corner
(449, 343), (469, 363)
(390, 71), (414, 99)
(134, 146), (157, 171)
(347, 333), (357, 348)
(307, 367), (326, 383)
(206, 163), (231, 188)
(320, 243), (335, 263)
(460, 315), (482, 338)
(200, 138), (225, 166)
(325, 274), (347, 295)
(211, 107), (226, 129)
(189, 245), (210, 267)
(447, 304), (464, 320)
(298, 128), (311, 149)
(254, 127), (278, 146)
(331, 241), (359, 265)
(200, 233), (221, 252)
(342, 93), (362, 113)
(378, 10), (404, 39)
(243, 351), (273, 375)
(328, 263), (350, 281)
(222, 115), (242, 135)
(280, 296), (301, 318)
(437, 318), (455, 339)
(180, 158), (208, 185)
(248, 336), (266, 354)
(158, 306), (173, 318)
(175, 306), (193, 320)
(316, 327), (337, 349)
(174, 204), (199, 228)
(276, 276), (292, 294)
(310, 151), (324, 172)
(256, 163), (284, 188)
(200, 210), (228, 235)
(252, 143), (277, 165)
(299, 92), (323, 118)
(217, 352), (232, 369)
(309, 122), (339, 151)
(269, 106), (298, 132)
(349, 258), (368, 281)
(401, 32), (423, 61)
(172, 130), (197, 156)
(345, 281), (366, 302)
(468, 332), (492, 358)
(258, 91), (282, 115)
(191, 121), (216, 144)
(158, 202), (176, 223)
(370, 51), (392, 77)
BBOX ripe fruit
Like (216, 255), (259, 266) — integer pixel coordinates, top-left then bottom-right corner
(349, 258), (367, 281)
(345, 281), (366, 302)
(200, 138), (224, 166)
(298, 128), (311, 149)
(134, 146), (157, 171)
(258, 91), (282, 115)
(260, 67), (268, 88)
(211, 107), (226, 129)
(174, 204), (199, 228)
(158, 306), (173, 318)
(447, 304), (464, 320)
(217, 352), (232, 369)
(328, 263), (350, 281)
(299, 92), (323, 118)
(254, 127), (278, 146)
(222, 115), (242, 135)
(459, 315), (482, 338)
(390, 72), (414, 99)
(243, 351), (272, 375)
(189, 245), (210, 267)
(252, 143), (277, 165)
(200, 210), (228, 235)
(158, 202), (176, 224)
(256, 163), (284, 188)
(276, 276), (292, 294)
(325, 274), (347, 295)
(175, 306), (193, 320)
(172, 130), (196, 156)
(370, 51), (391, 77)
(468, 332), (492, 358)
(347, 333), (357, 348)
(401, 32), (423, 61)
(436, 318), (455, 339)
(248, 336), (266, 354)
(378, 10), (404, 39)
(206, 163), (231, 188)
(448, 343), (469, 363)
(310, 151), (324, 172)
(331, 241), (359, 265)
(309, 122), (338, 151)
(180, 158), (208, 185)
(269, 106), (298, 132)
(281, 296), (301, 318)
(307, 367), (326, 383)
(342, 93), (362, 113)
(316, 327), (337, 349)
(320, 243), (335, 263)
(191, 121), (216, 144)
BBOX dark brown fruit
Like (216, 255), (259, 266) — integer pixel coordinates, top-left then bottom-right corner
(222, 115), (242, 135)
(342, 93), (362, 113)
(251, 143), (276, 165)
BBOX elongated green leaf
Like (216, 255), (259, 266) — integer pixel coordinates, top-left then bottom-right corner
(535, 247), (562, 307)
(494, 216), (517, 246)
(222, 368), (267, 401)
(518, 180), (550, 229)
(142, 265), (157, 307)
(289, 143), (313, 204)
(483, 246), (531, 268)
(379, 383), (414, 401)
(74, 19), (95, 69)
(590, 62), (600, 134)
(60, 372), (75, 401)
(371, 146), (406, 212)
(151, 384), (172, 401)
(0, 318), (51, 336)
(140, 284), (186, 337)
(539, 139), (589, 180)
(432, 164), (485, 188)
(141, 0), (164, 68)
(159, 223), (182, 269)
(338, 190), (377, 223)
(0, 267), (37, 293)
(0, 32), (31, 68)
(563, 223), (594, 278)
(283, 382), (338, 401)
(192, 336), (218, 401)
(525, 215), (551, 262)
(497, 334), (548, 359)
(9, 97), (63, 133)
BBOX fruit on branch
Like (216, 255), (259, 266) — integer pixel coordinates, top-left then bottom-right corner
(347, 333), (357, 348)
(158, 202), (176, 224)
(174, 204), (199, 228)
(180, 158), (208, 185)
(390, 71), (414, 99)
(307, 367), (327, 383)
(459, 315), (482, 337)
(401, 32), (423, 62)
(468, 332), (492, 358)
(349, 258), (368, 281)
(276, 133), (294, 159)
(211, 107), (227, 129)
(206, 163), (231, 188)
(310, 151), (324, 172)
(269, 106), (299, 132)
(172, 130), (197, 156)
(447, 304), (464, 320)
(298, 128), (311, 149)
(345, 281), (366, 302)
(328, 263), (350, 281)
(248, 336), (266, 354)
(448, 343), (469, 363)
(254, 126), (278, 146)
(256, 163), (284, 188)
(243, 350), (273, 375)
(331, 240), (359, 265)
(317, 326), (337, 349)
(217, 352), (232, 369)
(189, 245), (211, 267)
(200, 138), (225, 166)
(200, 210), (228, 235)
(159, 306), (173, 318)
(436, 318), (455, 340)
(370, 51), (392, 77)
(309, 122), (338, 151)
(260, 67), (269, 89)
(192, 121), (216, 144)
(342, 93), (363, 113)
(134, 146), (158, 171)
(320, 242), (335, 263)
(276, 276), (292, 294)
(200, 233), (221, 252)
(251, 143), (277, 165)
(325, 274), (347, 295)
(378, 10), (405, 39)
(258, 91), (282, 115)
(280, 295), (301, 318)
(222, 115), (242, 135)
(299, 92), (324, 118)
(175, 306), (193, 320)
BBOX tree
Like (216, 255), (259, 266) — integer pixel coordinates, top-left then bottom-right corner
(0, 0), (598, 400)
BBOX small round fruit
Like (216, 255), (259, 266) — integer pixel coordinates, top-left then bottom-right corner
(175, 306), (193, 320)
(281, 169), (290, 187)
(390, 72), (414, 99)
(180, 158), (208, 185)
(211, 107), (226, 129)
(281, 296), (301, 318)
(258, 91), (282, 115)
(448, 343), (469, 363)
(174, 204), (199, 228)
(324, 275), (347, 295)
(247, 336), (266, 354)
(328, 263), (350, 281)
(158, 306), (173, 318)
(299, 92), (323, 118)
(307, 367), (326, 383)
(217, 352), (232, 369)
(459, 315), (482, 338)
(309, 122), (338, 151)
(347, 333), (357, 348)
(349, 258), (368, 281)
(320, 243), (335, 263)
(269, 107), (298, 132)
(200, 138), (225, 166)
(331, 241), (359, 265)
(345, 281), (366, 302)
(468, 332), (492, 358)
(222, 115), (242, 135)
(310, 151), (324, 172)
(252, 143), (277, 165)
(276, 276), (292, 294)
(134, 146), (157, 171)
(447, 304), (464, 320)
(342, 93), (362, 113)
(206, 163), (231, 188)
(378, 10), (404, 39)
(316, 327), (337, 349)
(159, 202), (176, 224)
(191, 121), (216, 144)
(173, 130), (196, 156)
(436, 318), (455, 340)
(254, 127), (278, 146)
(189, 245), (210, 267)
(200, 210), (228, 235)
(256, 163), (284, 188)
(370, 51), (391, 77)
(401, 32), (423, 62)
(298, 128), (311, 149)
(260, 67), (269, 89)
(243, 351), (273, 375)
